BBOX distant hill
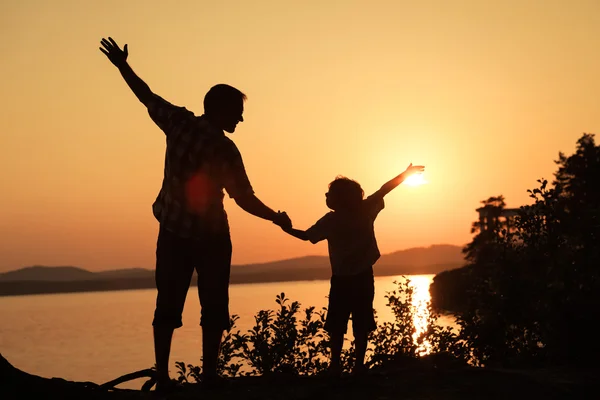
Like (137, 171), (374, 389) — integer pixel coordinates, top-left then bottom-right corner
(95, 268), (156, 280)
(229, 244), (465, 283)
(379, 244), (466, 267)
(0, 266), (153, 282)
(376, 244), (466, 275)
(0, 244), (466, 296)
(0, 266), (96, 282)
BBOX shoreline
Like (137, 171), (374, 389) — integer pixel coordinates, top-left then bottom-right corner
(0, 271), (432, 298)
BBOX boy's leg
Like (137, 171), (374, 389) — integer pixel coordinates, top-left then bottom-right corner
(351, 269), (376, 374)
(328, 330), (344, 373)
(324, 275), (351, 375)
(353, 330), (369, 370)
(201, 327), (224, 379)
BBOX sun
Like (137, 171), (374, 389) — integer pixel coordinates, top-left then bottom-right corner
(404, 173), (428, 187)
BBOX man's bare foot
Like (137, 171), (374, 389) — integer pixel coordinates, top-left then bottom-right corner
(155, 378), (183, 394)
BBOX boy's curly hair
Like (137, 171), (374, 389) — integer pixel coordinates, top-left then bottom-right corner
(328, 176), (364, 210)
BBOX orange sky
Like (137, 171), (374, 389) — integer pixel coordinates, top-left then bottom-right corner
(1, 0), (599, 272)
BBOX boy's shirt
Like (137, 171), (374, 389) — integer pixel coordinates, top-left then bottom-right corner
(306, 195), (385, 276)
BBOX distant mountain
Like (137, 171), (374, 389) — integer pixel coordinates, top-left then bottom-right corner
(95, 268), (155, 280)
(0, 266), (154, 282)
(375, 244), (466, 275)
(233, 255), (329, 273)
(0, 266), (96, 282)
(230, 244), (466, 281)
(379, 244), (466, 267)
(0, 244), (466, 296)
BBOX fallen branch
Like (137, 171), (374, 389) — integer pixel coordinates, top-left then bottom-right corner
(99, 368), (155, 391)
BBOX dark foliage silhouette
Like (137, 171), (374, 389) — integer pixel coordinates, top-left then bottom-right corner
(431, 133), (600, 367)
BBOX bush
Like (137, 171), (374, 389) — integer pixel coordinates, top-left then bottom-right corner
(431, 133), (600, 368)
(176, 278), (464, 382)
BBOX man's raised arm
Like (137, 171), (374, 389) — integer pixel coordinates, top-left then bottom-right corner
(99, 37), (153, 106)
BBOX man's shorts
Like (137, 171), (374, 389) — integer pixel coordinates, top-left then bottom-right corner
(324, 267), (377, 336)
(152, 226), (232, 331)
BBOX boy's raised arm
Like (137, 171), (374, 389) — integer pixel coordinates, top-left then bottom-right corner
(371, 163), (425, 199)
(99, 37), (154, 106)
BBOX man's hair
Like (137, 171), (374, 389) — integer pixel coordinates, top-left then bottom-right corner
(328, 176), (364, 210)
(204, 84), (247, 115)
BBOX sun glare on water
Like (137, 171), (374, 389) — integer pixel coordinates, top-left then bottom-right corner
(404, 173), (428, 187)
(409, 276), (433, 355)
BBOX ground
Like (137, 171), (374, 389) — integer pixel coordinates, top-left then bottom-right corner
(2, 354), (596, 399)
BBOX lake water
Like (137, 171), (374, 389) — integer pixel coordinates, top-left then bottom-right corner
(0, 274), (454, 388)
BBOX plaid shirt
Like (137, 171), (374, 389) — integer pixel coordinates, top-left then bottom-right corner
(147, 95), (254, 238)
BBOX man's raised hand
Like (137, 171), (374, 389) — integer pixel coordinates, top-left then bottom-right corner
(99, 37), (128, 68)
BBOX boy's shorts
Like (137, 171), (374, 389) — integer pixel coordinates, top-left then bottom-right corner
(152, 226), (232, 331)
(325, 267), (376, 336)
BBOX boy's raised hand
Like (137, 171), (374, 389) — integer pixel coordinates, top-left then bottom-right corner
(403, 163), (425, 176)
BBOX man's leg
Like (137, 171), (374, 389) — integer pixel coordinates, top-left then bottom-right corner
(153, 327), (174, 383)
(197, 233), (232, 380)
(153, 227), (194, 386)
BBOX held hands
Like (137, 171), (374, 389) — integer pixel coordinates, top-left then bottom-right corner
(272, 211), (292, 231)
(99, 37), (128, 68)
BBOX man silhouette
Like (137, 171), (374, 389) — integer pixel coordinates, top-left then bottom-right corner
(100, 37), (291, 391)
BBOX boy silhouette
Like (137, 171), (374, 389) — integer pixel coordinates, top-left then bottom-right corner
(281, 163), (424, 375)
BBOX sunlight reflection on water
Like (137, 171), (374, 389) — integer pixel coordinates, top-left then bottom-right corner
(408, 276), (434, 355)
(0, 275), (453, 387)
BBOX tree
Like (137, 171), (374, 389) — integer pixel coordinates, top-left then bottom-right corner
(462, 195), (507, 264)
(554, 133), (600, 252)
(437, 133), (600, 367)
